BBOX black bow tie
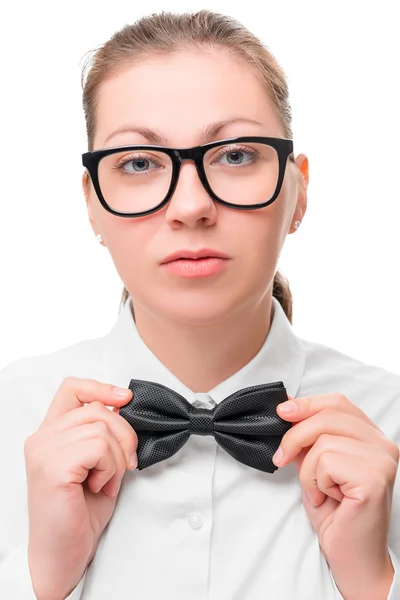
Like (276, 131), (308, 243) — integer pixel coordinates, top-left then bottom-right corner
(119, 379), (292, 473)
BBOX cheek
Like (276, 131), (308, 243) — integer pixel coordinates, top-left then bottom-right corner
(233, 208), (283, 257)
(102, 215), (159, 276)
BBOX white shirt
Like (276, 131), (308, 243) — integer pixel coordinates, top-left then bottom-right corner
(0, 296), (399, 600)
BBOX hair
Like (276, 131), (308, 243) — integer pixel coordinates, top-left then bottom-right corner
(81, 10), (303, 324)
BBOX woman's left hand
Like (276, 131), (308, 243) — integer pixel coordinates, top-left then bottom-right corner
(273, 393), (399, 596)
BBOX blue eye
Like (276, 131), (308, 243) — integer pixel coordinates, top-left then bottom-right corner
(116, 155), (161, 174)
(210, 145), (258, 167)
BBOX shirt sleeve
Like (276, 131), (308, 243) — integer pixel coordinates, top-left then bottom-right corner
(0, 543), (87, 600)
(0, 541), (87, 599)
(329, 547), (400, 600)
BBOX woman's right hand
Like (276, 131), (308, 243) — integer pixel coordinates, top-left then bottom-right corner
(24, 376), (138, 600)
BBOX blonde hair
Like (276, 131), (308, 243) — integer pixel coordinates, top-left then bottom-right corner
(81, 10), (302, 323)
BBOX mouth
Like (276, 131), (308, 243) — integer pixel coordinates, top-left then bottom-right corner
(161, 248), (230, 264)
(160, 249), (231, 278)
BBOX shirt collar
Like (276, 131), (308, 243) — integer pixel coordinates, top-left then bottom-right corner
(103, 296), (305, 402)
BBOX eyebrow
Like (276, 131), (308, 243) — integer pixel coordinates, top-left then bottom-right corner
(103, 117), (265, 146)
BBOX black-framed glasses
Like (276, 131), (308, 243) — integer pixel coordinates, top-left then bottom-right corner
(82, 136), (294, 218)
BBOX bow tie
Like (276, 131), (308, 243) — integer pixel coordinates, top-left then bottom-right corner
(119, 379), (292, 473)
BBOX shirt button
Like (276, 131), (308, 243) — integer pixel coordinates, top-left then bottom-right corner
(188, 513), (203, 530)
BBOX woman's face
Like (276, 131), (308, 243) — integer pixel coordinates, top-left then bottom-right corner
(84, 49), (308, 325)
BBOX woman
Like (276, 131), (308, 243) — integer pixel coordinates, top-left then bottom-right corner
(0, 9), (399, 600)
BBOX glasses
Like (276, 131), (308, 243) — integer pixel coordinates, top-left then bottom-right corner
(82, 136), (294, 218)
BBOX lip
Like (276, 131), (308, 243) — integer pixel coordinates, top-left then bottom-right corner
(161, 256), (229, 278)
(160, 248), (230, 264)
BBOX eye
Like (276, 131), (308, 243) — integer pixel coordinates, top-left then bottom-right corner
(114, 153), (163, 175)
(210, 145), (258, 167)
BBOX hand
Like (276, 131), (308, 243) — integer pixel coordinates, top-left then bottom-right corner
(273, 393), (399, 599)
(24, 377), (138, 600)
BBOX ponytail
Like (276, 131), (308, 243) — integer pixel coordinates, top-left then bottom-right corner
(272, 270), (292, 324)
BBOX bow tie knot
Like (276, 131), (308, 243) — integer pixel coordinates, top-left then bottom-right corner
(189, 405), (215, 435)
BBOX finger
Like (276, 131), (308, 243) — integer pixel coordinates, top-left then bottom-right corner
(281, 393), (379, 429)
(274, 409), (386, 467)
(43, 377), (133, 422)
(315, 452), (382, 503)
(302, 453), (391, 546)
(298, 435), (378, 506)
(59, 421), (128, 497)
(83, 424), (129, 497)
(54, 401), (138, 470)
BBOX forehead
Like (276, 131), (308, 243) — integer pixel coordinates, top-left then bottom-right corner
(94, 50), (283, 148)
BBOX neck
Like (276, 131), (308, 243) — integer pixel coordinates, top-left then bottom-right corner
(132, 292), (274, 392)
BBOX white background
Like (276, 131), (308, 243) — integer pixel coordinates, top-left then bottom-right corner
(1, 1), (399, 375)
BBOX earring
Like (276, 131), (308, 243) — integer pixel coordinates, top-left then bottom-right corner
(294, 221), (301, 230)
(96, 233), (103, 243)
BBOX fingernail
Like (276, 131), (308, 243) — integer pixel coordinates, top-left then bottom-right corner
(113, 387), (132, 398)
(279, 401), (297, 414)
(129, 453), (138, 469)
(273, 446), (284, 465)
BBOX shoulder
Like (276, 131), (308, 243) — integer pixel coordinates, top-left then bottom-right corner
(298, 336), (400, 443)
(0, 334), (109, 437)
(0, 334), (106, 382)
(300, 336), (400, 393)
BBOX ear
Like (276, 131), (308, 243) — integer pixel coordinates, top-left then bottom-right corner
(82, 170), (97, 235)
(289, 153), (309, 233)
(296, 153), (309, 187)
(82, 170), (90, 204)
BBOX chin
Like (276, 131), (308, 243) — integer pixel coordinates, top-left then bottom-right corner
(152, 294), (244, 326)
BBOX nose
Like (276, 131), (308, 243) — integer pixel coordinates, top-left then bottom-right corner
(164, 159), (218, 229)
